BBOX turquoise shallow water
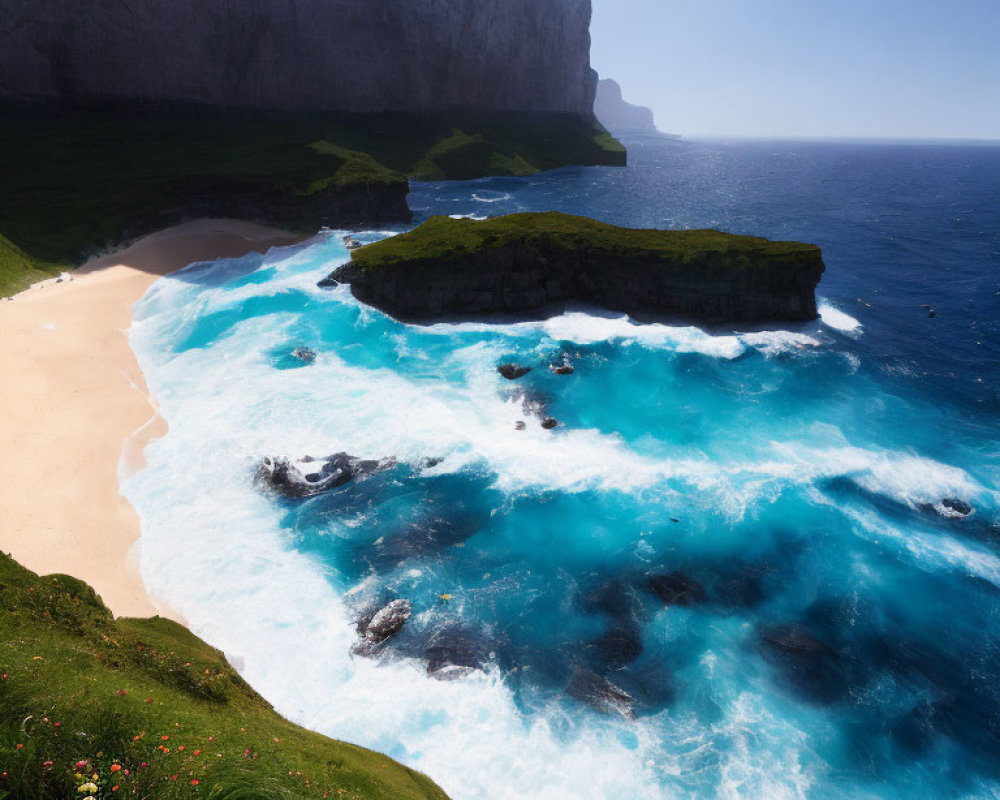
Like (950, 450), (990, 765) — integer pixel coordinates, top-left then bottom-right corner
(126, 137), (1000, 799)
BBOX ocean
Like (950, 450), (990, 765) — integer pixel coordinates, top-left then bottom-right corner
(124, 135), (1000, 799)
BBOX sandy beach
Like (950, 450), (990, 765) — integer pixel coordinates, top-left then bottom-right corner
(0, 219), (301, 619)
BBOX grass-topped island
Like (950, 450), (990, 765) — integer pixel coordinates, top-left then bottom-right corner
(324, 212), (826, 325)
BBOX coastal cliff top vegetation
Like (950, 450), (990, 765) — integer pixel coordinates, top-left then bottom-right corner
(348, 212), (822, 271)
(0, 551), (449, 800)
(0, 109), (624, 296)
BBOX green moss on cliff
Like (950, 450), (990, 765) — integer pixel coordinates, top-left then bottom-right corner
(0, 110), (624, 297)
(349, 212), (822, 272)
(0, 552), (449, 800)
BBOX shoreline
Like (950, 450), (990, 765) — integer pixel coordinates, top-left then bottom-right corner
(0, 219), (303, 619)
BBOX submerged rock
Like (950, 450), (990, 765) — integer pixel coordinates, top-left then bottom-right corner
(255, 453), (393, 498)
(425, 624), (491, 680)
(498, 363), (532, 380)
(354, 599), (412, 655)
(328, 212), (825, 324)
(648, 573), (708, 606)
(567, 667), (635, 720)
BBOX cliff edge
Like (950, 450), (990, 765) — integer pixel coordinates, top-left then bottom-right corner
(594, 79), (657, 133)
(326, 213), (826, 325)
(0, 0), (596, 117)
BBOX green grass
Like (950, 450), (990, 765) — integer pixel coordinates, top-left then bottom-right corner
(349, 211), (822, 272)
(0, 109), (624, 296)
(0, 552), (449, 800)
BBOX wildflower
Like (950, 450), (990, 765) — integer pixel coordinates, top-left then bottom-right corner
(42, 761), (53, 769)
(144, 698), (153, 704)
(191, 779), (200, 786)
(117, 689), (128, 696)
(124, 769), (130, 776)
(54, 722), (61, 728)
(207, 737), (214, 742)
(171, 774), (178, 781)
(75, 760), (89, 771)
(15, 744), (23, 750)
(273, 737), (280, 744)
(161, 735), (170, 741)
(193, 750), (201, 756)
(77, 782), (98, 795)
(110, 764), (122, 773)
(177, 745), (185, 752)
(243, 749), (250, 757)
(112, 786), (120, 792)
(1, 673), (8, 680)
(140, 763), (147, 768)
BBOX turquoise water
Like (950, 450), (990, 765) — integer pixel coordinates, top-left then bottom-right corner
(125, 137), (1000, 799)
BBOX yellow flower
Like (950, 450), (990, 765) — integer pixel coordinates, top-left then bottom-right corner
(77, 783), (99, 795)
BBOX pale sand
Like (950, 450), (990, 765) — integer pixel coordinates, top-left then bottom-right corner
(0, 220), (302, 619)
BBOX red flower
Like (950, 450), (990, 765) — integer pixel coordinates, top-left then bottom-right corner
(191, 779), (200, 786)
(116, 689), (128, 696)
(161, 735), (170, 741)
(112, 786), (120, 792)
(42, 761), (53, 769)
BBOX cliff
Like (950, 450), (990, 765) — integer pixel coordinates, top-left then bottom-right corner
(0, 0), (596, 117)
(0, 551), (449, 799)
(594, 79), (657, 133)
(326, 213), (825, 324)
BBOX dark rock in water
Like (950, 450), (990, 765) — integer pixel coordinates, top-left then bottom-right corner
(255, 453), (394, 498)
(354, 599), (412, 655)
(551, 364), (575, 375)
(566, 667), (635, 720)
(292, 346), (317, 363)
(648, 573), (707, 606)
(425, 624), (490, 680)
(328, 213), (825, 325)
(588, 626), (643, 670)
(759, 623), (848, 704)
(942, 498), (974, 517)
(541, 417), (559, 430)
(498, 363), (532, 380)
(514, 420), (527, 431)
(760, 624), (836, 658)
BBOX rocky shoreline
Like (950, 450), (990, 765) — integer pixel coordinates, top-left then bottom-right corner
(325, 212), (826, 325)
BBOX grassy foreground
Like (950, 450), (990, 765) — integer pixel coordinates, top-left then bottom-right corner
(349, 211), (822, 271)
(0, 552), (449, 800)
(0, 109), (624, 296)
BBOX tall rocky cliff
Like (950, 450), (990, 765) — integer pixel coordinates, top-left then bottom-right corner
(0, 0), (596, 116)
(594, 79), (657, 132)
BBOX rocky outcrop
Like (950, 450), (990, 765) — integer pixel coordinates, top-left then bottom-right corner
(255, 453), (394, 499)
(0, 0), (596, 117)
(594, 79), (657, 133)
(325, 212), (826, 325)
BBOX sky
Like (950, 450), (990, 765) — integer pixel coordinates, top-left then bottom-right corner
(590, 0), (1000, 140)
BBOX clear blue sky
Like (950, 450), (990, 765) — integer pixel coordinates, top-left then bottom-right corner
(590, 0), (1000, 139)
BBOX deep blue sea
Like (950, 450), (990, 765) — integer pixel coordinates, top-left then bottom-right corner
(125, 136), (1000, 799)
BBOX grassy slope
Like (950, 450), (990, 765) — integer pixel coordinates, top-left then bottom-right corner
(0, 552), (449, 800)
(349, 211), (821, 271)
(0, 109), (624, 296)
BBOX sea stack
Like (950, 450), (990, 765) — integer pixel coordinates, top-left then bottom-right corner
(324, 212), (826, 325)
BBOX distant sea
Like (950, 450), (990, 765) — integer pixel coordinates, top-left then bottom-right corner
(125, 135), (1000, 799)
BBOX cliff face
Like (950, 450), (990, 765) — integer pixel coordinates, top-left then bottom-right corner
(328, 214), (826, 325)
(0, 0), (596, 116)
(594, 79), (657, 132)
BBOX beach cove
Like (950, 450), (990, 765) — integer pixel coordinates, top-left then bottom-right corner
(0, 220), (301, 619)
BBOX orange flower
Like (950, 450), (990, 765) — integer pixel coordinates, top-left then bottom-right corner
(161, 735), (169, 741)
(112, 786), (119, 792)
(177, 746), (184, 752)
(110, 764), (121, 773)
